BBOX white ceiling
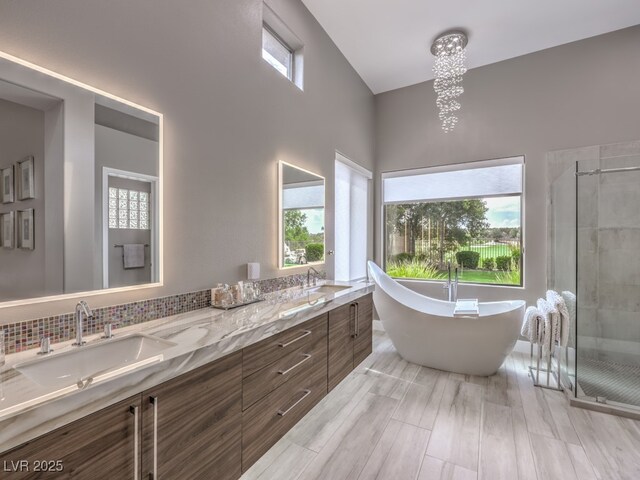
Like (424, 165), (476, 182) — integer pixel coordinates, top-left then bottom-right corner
(301, 0), (640, 94)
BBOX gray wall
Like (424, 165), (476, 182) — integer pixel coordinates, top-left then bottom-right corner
(0, 98), (46, 300)
(0, 0), (374, 322)
(375, 25), (640, 305)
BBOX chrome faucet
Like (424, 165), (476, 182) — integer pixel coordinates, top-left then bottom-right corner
(73, 301), (93, 347)
(307, 267), (320, 287)
(443, 262), (459, 302)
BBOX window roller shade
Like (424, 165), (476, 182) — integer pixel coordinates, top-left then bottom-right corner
(283, 184), (324, 209)
(383, 158), (523, 204)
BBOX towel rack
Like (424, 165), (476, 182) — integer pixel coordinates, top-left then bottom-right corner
(528, 314), (566, 392)
(114, 244), (150, 248)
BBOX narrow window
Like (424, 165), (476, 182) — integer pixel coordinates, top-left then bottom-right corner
(262, 25), (294, 81)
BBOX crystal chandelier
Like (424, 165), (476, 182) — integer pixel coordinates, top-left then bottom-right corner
(431, 31), (468, 132)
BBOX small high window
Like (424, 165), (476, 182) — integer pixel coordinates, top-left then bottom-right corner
(261, 3), (304, 90)
(262, 26), (293, 81)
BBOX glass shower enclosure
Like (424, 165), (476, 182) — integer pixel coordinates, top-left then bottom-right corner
(548, 141), (640, 412)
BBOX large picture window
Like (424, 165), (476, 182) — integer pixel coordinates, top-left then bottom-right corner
(382, 157), (524, 286)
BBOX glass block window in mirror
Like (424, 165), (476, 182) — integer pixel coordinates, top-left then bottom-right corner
(108, 188), (150, 230)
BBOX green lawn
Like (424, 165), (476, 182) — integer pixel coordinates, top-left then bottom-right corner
(447, 269), (518, 285)
(387, 262), (520, 285)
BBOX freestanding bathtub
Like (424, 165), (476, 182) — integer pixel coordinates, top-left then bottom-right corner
(368, 261), (525, 376)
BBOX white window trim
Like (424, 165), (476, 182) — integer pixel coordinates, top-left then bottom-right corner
(262, 2), (304, 90)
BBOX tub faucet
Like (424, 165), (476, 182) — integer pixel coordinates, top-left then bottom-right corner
(307, 266), (320, 287)
(443, 262), (459, 302)
(73, 300), (93, 347)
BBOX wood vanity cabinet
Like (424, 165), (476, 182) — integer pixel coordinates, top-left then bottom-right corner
(141, 350), (242, 480)
(241, 313), (328, 472)
(328, 293), (373, 391)
(1, 292), (373, 480)
(0, 395), (142, 479)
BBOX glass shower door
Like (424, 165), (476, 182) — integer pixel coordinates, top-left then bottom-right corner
(576, 154), (640, 409)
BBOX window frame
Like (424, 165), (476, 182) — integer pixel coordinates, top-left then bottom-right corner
(262, 23), (295, 82)
(380, 157), (525, 288)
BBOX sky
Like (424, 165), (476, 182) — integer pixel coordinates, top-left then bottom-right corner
(303, 208), (324, 234)
(484, 197), (521, 228)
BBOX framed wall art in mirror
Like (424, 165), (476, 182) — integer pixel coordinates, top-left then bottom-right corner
(278, 161), (325, 269)
(17, 208), (34, 250)
(0, 50), (162, 306)
(0, 211), (13, 248)
(16, 156), (35, 200)
(1, 166), (13, 204)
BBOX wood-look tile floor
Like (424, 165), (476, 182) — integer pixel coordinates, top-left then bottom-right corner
(241, 324), (640, 480)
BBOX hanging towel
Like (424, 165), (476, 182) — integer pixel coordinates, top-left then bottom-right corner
(521, 306), (544, 343)
(123, 244), (145, 269)
(547, 290), (571, 347)
(561, 291), (576, 325)
(536, 298), (559, 357)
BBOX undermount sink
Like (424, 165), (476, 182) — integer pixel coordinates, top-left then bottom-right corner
(279, 299), (326, 318)
(14, 333), (176, 389)
(304, 284), (351, 295)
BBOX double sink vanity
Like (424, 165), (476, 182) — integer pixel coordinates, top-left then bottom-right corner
(0, 281), (373, 479)
(0, 43), (374, 479)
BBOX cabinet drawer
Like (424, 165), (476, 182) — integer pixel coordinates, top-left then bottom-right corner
(242, 313), (326, 378)
(243, 345), (316, 411)
(242, 357), (327, 471)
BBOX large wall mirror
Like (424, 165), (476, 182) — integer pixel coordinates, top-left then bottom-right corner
(278, 161), (325, 268)
(0, 52), (162, 305)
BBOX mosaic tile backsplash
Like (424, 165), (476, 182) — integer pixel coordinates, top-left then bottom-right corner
(1, 271), (325, 355)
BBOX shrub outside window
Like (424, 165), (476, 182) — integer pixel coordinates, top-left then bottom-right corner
(382, 157), (524, 286)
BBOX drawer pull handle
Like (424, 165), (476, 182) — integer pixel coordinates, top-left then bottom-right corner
(278, 330), (311, 348)
(130, 405), (139, 480)
(277, 389), (312, 417)
(278, 354), (312, 375)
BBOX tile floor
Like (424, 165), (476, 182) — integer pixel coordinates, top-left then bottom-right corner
(241, 323), (640, 480)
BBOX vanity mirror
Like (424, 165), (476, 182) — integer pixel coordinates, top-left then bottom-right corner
(0, 52), (162, 305)
(278, 161), (325, 268)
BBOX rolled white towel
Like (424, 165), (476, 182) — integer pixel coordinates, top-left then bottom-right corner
(547, 290), (571, 347)
(521, 306), (544, 343)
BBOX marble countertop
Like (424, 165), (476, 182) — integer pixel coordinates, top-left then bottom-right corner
(0, 281), (374, 452)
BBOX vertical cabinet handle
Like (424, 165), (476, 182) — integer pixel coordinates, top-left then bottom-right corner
(356, 302), (360, 337)
(149, 396), (158, 480)
(350, 303), (357, 338)
(130, 406), (139, 480)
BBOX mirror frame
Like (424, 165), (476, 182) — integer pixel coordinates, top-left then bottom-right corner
(277, 160), (325, 270)
(0, 49), (163, 309)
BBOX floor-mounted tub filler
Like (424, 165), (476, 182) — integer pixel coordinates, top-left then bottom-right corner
(367, 261), (525, 376)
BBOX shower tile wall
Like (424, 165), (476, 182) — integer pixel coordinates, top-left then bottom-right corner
(578, 141), (640, 366)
